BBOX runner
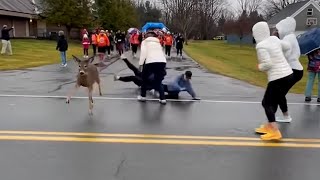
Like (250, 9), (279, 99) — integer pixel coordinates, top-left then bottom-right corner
(97, 30), (109, 61)
(164, 31), (173, 58)
(274, 17), (304, 123)
(252, 21), (293, 141)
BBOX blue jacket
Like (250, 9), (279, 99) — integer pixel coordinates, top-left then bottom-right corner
(164, 74), (196, 98)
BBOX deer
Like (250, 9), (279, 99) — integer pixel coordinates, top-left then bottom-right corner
(66, 55), (102, 115)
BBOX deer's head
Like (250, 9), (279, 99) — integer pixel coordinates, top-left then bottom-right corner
(72, 55), (94, 76)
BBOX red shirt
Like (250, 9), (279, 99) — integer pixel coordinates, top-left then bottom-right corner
(82, 38), (90, 49)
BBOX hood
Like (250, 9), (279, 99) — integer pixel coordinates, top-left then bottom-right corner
(144, 37), (160, 43)
(276, 17), (296, 39)
(252, 21), (270, 43)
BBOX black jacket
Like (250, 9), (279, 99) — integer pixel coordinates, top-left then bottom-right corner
(1, 28), (13, 41)
(115, 33), (125, 44)
(56, 35), (68, 51)
(176, 36), (184, 48)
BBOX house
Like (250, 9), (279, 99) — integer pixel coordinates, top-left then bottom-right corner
(0, 0), (80, 39)
(268, 0), (320, 36)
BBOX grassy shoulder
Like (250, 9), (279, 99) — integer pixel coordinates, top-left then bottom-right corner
(0, 39), (83, 70)
(184, 40), (314, 94)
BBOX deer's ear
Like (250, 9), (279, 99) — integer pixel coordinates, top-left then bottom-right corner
(88, 56), (95, 63)
(72, 55), (81, 63)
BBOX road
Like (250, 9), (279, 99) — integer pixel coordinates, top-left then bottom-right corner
(0, 51), (319, 180)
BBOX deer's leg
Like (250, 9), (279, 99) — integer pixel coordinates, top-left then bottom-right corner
(98, 82), (102, 96)
(88, 88), (94, 115)
(66, 84), (80, 103)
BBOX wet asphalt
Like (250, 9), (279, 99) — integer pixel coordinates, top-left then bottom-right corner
(0, 50), (319, 180)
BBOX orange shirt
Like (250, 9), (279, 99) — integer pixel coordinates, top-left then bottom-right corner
(164, 35), (173, 46)
(97, 34), (110, 47)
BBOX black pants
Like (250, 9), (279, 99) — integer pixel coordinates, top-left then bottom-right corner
(165, 45), (171, 56)
(131, 44), (138, 54)
(106, 46), (111, 55)
(117, 43), (124, 55)
(141, 62), (166, 100)
(110, 44), (114, 52)
(262, 74), (293, 122)
(278, 69), (304, 113)
(119, 59), (143, 86)
(83, 48), (88, 56)
(92, 44), (97, 55)
(163, 85), (179, 99)
(177, 47), (182, 56)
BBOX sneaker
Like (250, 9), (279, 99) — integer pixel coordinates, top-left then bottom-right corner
(149, 89), (155, 96)
(260, 130), (282, 141)
(276, 115), (292, 123)
(137, 95), (146, 102)
(63, 63), (67, 67)
(114, 74), (119, 81)
(255, 124), (270, 134)
(83, 55), (86, 58)
(305, 97), (312, 102)
(159, 99), (167, 104)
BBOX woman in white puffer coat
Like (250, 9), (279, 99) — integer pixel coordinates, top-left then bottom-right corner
(252, 21), (293, 141)
(274, 17), (303, 123)
(138, 30), (167, 104)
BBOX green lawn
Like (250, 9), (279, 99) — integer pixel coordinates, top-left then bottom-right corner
(184, 40), (316, 95)
(0, 39), (84, 70)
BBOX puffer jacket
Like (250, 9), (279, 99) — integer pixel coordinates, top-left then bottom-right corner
(139, 37), (167, 66)
(252, 21), (293, 82)
(276, 17), (303, 70)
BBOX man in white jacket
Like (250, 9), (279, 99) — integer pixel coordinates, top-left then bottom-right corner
(138, 30), (167, 104)
(274, 17), (304, 123)
(252, 21), (293, 140)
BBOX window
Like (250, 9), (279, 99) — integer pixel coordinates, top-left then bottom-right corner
(307, 8), (313, 16)
(306, 18), (317, 26)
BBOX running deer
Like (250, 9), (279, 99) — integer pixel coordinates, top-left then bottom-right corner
(66, 55), (102, 115)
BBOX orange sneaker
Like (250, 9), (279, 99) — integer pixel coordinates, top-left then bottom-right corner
(255, 124), (270, 134)
(261, 130), (282, 141)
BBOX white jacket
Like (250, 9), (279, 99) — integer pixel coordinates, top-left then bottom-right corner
(276, 17), (303, 70)
(252, 22), (293, 82)
(139, 37), (167, 66)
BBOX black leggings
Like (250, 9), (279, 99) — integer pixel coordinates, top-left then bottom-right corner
(92, 44), (96, 55)
(177, 47), (182, 56)
(141, 63), (166, 100)
(278, 69), (303, 113)
(83, 48), (88, 56)
(131, 44), (138, 54)
(118, 59), (143, 86)
(262, 74), (293, 122)
(165, 45), (171, 56)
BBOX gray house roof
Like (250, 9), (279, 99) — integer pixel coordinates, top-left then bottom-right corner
(0, 0), (36, 15)
(268, 0), (309, 25)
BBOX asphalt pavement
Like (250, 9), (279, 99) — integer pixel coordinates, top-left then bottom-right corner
(0, 49), (319, 180)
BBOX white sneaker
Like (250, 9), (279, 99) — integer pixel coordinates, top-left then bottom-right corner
(137, 95), (146, 102)
(276, 115), (292, 123)
(159, 100), (167, 105)
(149, 89), (155, 96)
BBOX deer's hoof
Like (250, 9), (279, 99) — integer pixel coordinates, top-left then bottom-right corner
(89, 110), (93, 116)
(66, 99), (70, 104)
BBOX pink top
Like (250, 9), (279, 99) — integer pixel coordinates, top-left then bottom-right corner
(82, 38), (90, 49)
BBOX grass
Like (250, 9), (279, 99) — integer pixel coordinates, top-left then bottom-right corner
(184, 40), (317, 95)
(0, 39), (84, 70)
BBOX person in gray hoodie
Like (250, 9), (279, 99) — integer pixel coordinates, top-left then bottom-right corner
(252, 21), (293, 141)
(274, 17), (303, 123)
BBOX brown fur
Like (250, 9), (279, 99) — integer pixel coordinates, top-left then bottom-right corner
(66, 55), (102, 115)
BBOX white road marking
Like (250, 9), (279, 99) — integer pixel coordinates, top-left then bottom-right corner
(0, 94), (318, 106)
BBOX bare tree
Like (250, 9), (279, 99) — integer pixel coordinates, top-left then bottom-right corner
(236, 0), (262, 15)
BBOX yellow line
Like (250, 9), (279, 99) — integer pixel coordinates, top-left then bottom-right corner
(1, 135), (320, 148)
(0, 130), (320, 143)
